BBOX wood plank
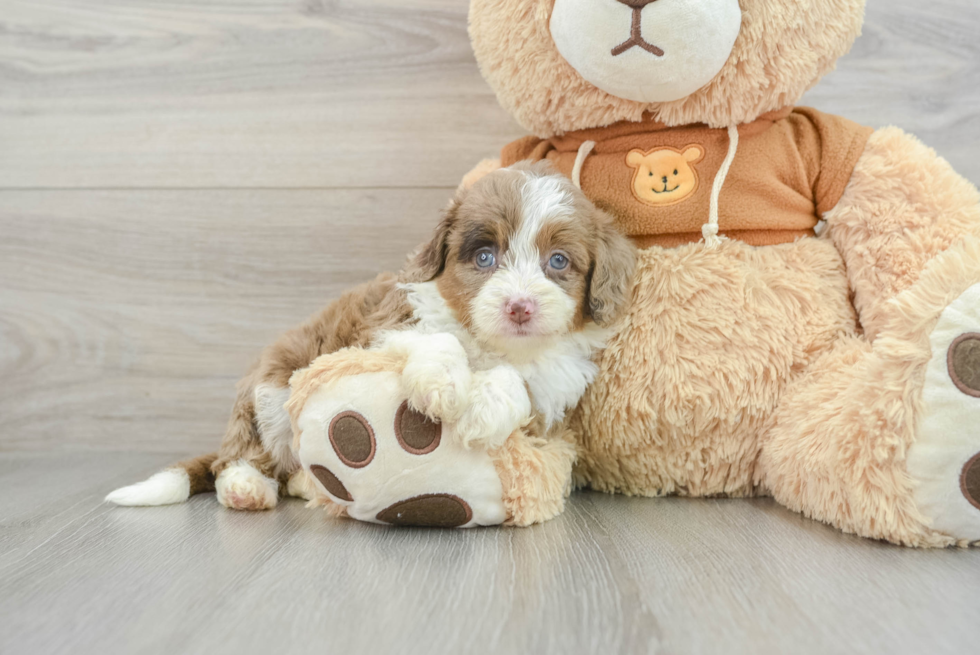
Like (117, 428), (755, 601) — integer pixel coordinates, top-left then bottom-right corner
(0, 0), (521, 189)
(2, 0), (979, 189)
(0, 189), (448, 451)
(0, 452), (977, 655)
(0, 451), (183, 569)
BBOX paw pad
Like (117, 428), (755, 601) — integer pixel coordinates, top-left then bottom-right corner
(948, 333), (980, 397)
(394, 401), (441, 454)
(322, 404), (445, 507)
(376, 493), (473, 527)
(310, 464), (352, 502)
(962, 454), (980, 511)
(329, 411), (376, 468)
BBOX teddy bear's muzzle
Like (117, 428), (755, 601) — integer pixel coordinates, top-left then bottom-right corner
(550, 0), (742, 104)
(611, 0), (664, 57)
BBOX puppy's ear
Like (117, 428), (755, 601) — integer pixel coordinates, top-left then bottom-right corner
(587, 210), (636, 326)
(403, 194), (460, 282)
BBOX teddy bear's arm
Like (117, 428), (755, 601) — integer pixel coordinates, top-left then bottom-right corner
(825, 126), (980, 340)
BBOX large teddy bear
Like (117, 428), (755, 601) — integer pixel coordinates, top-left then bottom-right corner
(456, 0), (980, 547)
(290, 0), (980, 546)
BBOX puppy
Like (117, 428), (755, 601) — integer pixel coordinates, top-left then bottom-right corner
(106, 162), (636, 510)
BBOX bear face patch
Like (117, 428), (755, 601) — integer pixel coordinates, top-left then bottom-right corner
(626, 145), (704, 207)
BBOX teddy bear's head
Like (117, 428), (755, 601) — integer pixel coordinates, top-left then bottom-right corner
(470, 0), (866, 136)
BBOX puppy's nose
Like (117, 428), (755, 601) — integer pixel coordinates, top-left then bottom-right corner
(506, 299), (537, 325)
(616, 0), (659, 7)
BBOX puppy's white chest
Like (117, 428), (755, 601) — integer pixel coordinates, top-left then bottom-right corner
(518, 351), (598, 427)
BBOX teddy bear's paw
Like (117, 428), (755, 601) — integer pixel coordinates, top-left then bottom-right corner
(907, 281), (980, 543)
(453, 365), (531, 450)
(295, 371), (506, 528)
(285, 468), (318, 502)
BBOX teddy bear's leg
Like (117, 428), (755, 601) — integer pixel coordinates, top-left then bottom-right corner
(285, 468), (349, 518)
(826, 127), (980, 341)
(758, 238), (980, 547)
(293, 356), (512, 528)
(285, 468), (317, 501)
(290, 342), (576, 528)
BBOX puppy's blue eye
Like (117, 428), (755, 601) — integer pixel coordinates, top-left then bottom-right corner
(549, 253), (569, 270)
(476, 250), (496, 269)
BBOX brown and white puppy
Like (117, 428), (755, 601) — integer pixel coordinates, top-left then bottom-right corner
(106, 162), (636, 510)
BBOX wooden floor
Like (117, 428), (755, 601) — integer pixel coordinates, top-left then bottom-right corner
(1, 1), (979, 653)
(3, 452), (980, 655)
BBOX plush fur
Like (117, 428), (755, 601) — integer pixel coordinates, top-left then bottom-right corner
(573, 237), (858, 497)
(466, 0), (980, 546)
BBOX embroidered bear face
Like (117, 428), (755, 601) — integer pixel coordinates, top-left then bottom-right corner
(625, 145), (704, 206)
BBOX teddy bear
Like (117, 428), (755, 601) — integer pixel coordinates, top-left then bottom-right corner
(457, 0), (980, 547)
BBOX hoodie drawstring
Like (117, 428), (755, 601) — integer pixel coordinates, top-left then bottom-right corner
(572, 140), (596, 190)
(703, 124), (739, 248)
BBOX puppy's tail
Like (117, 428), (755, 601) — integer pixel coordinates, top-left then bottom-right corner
(105, 452), (218, 506)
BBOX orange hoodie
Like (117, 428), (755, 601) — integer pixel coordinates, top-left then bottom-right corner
(501, 107), (873, 248)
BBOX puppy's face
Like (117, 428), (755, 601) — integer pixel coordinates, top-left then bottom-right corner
(411, 163), (636, 350)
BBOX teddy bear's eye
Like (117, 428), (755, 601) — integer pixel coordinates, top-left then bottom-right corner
(648, 172), (653, 177)
(673, 169), (679, 176)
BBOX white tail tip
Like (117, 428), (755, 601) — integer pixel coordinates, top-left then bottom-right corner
(105, 469), (191, 506)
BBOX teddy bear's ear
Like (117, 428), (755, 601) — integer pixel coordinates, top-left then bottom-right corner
(587, 210), (636, 326)
(682, 145), (704, 163)
(403, 194), (460, 282)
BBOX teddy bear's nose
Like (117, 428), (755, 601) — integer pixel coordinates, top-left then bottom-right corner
(662, 175), (669, 183)
(616, 0), (660, 8)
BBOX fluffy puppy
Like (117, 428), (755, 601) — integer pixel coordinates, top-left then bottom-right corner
(106, 162), (636, 510)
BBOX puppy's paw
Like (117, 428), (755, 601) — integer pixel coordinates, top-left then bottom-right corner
(454, 365), (532, 450)
(401, 335), (473, 422)
(215, 460), (279, 511)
